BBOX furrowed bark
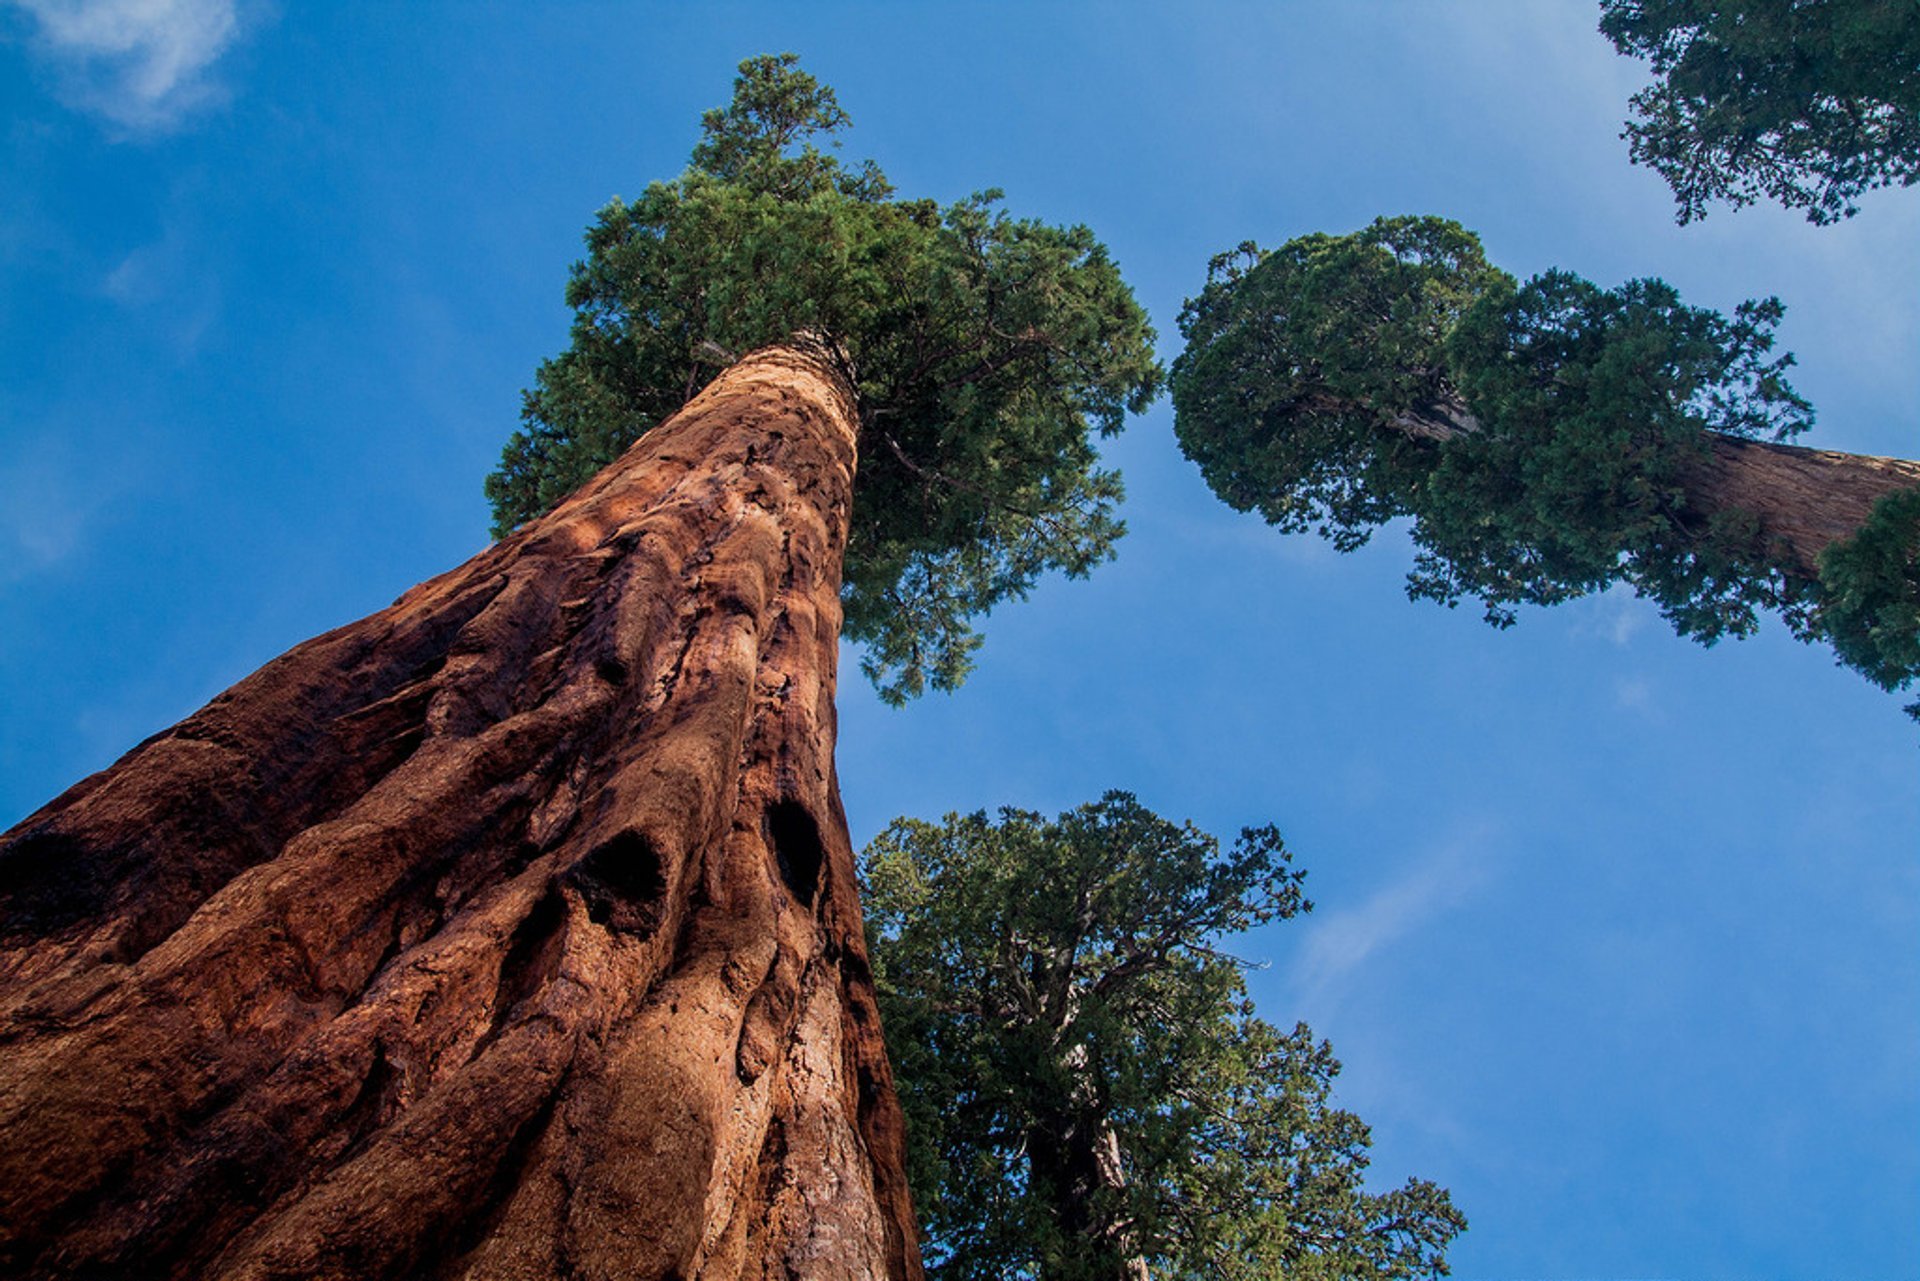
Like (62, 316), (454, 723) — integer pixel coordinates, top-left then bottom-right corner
(0, 341), (922, 1281)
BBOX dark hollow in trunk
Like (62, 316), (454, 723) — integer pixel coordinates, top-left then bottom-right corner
(0, 342), (922, 1281)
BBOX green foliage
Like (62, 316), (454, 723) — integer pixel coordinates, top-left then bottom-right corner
(1171, 216), (1847, 645)
(486, 55), (1160, 702)
(1816, 487), (1920, 715)
(1170, 219), (1506, 551)
(1422, 269), (1812, 640)
(1601, 0), (1920, 223)
(861, 794), (1465, 1280)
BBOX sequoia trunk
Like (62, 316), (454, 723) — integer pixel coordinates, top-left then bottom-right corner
(1398, 395), (1920, 574)
(0, 342), (922, 1280)
(1690, 436), (1920, 577)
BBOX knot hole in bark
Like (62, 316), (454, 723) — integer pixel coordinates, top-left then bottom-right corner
(565, 831), (665, 935)
(765, 800), (824, 908)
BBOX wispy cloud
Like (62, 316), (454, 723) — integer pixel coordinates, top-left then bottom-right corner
(1288, 824), (1497, 1012)
(1613, 674), (1653, 711)
(1611, 672), (1674, 725)
(8, 0), (242, 131)
(0, 437), (122, 583)
(1573, 581), (1655, 647)
(101, 216), (222, 352)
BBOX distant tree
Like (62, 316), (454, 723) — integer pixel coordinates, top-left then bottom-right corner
(1600, 0), (1920, 222)
(1170, 217), (1920, 714)
(861, 794), (1466, 1281)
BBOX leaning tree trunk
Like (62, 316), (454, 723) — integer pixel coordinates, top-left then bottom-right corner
(0, 341), (922, 1280)
(1690, 435), (1920, 577)
(1400, 394), (1920, 575)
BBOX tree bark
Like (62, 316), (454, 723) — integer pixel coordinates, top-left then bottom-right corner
(0, 341), (922, 1281)
(1690, 436), (1920, 577)
(1397, 394), (1920, 575)
(1026, 1030), (1151, 1281)
(1024, 1111), (1151, 1281)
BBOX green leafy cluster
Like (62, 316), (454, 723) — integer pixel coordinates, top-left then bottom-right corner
(486, 55), (1160, 702)
(861, 794), (1465, 1280)
(1422, 268), (1814, 640)
(1168, 221), (1503, 549)
(1816, 487), (1920, 715)
(1601, 0), (1920, 223)
(1171, 216), (1827, 645)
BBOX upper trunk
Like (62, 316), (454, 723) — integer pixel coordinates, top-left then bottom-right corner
(1394, 392), (1920, 576)
(1689, 435), (1920, 578)
(1024, 1111), (1151, 1281)
(1025, 1033), (1151, 1281)
(0, 341), (922, 1281)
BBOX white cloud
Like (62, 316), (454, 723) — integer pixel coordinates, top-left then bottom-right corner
(1612, 673), (1664, 720)
(103, 237), (161, 302)
(1572, 580), (1655, 647)
(101, 219), (221, 352)
(0, 440), (118, 583)
(1288, 825), (1496, 1012)
(9, 0), (241, 130)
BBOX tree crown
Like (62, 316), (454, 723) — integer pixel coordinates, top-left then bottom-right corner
(486, 55), (1161, 703)
(1601, 0), (1920, 223)
(1172, 215), (1920, 714)
(1174, 218), (1795, 625)
(861, 793), (1464, 1280)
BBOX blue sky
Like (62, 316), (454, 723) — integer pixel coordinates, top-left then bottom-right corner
(2, 3), (1915, 1277)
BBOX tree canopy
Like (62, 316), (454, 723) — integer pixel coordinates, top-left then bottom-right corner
(1170, 216), (1920, 713)
(1600, 0), (1920, 223)
(860, 793), (1466, 1281)
(485, 54), (1161, 703)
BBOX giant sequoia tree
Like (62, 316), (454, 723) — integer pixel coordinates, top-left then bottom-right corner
(1170, 217), (1920, 713)
(0, 57), (1156, 1279)
(488, 54), (1158, 703)
(860, 796), (1465, 1281)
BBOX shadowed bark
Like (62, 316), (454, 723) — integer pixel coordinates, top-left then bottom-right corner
(1026, 1108), (1152, 1281)
(0, 341), (922, 1281)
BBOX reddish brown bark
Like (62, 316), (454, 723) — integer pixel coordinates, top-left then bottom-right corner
(1692, 436), (1920, 576)
(1400, 395), (1920, 575)
(0, 341), (922, 1280)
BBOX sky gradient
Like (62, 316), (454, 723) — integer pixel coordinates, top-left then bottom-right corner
(3, 4), (1916, 1277)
